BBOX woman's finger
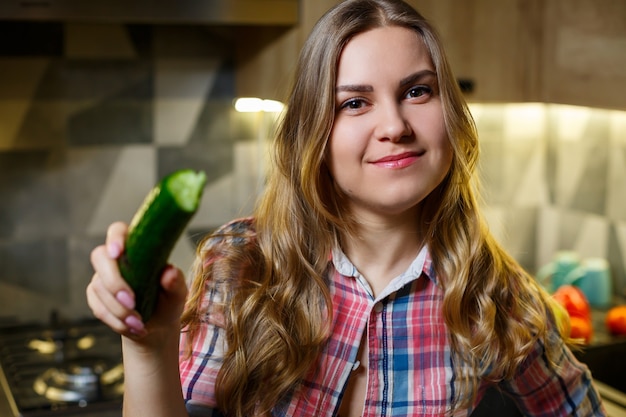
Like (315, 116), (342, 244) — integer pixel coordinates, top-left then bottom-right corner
(90, 244), (133, 301)
(87, 274), (147, 338)
(87, 270), (132, 320)
(161, 265), (188, 302)
(86, 276), (129, 333)
(146, 265), (188, 328)
(105, 221), (128, 258)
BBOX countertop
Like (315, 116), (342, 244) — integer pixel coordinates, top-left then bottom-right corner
(0, 394), (14, 417)
(596, 381), (626, 417)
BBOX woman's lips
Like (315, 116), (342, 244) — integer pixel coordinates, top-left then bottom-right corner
(371, 151), (423, 168)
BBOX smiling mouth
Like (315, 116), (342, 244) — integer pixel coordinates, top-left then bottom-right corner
(371, 151), (424, 168)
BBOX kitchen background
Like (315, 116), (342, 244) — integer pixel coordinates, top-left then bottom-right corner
(0, 0), (625, 325)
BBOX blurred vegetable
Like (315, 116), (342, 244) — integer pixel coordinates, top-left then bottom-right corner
(118, 169), (206, 321)
(552, 285), (591, 319)
(551, 285), (593, 343)
(605, 305), (626, 336)
(569, 316), (593, 344)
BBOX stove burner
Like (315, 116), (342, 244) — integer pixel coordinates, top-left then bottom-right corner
(33, 358), (123, 404)
(28, 334), (96, 355)
(0, 319), (124, 415)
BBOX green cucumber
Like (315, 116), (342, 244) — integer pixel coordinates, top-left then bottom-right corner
(118, 169), (206, 321)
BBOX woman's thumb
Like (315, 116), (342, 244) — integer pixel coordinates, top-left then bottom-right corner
(161, 265), (188, 301)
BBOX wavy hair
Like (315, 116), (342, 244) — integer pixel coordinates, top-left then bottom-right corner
(181, 0), (567, 415)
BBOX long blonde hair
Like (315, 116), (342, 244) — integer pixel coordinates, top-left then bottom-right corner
(182, 0), (564, 415)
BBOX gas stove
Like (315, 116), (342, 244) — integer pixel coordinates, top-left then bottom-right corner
(0, 319), (123, 416)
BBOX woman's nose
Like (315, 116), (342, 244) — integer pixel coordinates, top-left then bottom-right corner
(375, 103), (412, 142)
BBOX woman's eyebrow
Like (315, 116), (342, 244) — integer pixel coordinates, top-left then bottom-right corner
(399, 69), (437, 88)
(335, 84), (374, 93)
(336, 69), (437, 93)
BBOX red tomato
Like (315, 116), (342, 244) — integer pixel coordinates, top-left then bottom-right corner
(569, 316), (593, 344)
(552, 285), (591, 320)
(605, 305), (626, 336)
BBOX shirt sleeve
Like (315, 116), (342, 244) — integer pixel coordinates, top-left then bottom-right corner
(178, 218), (256, 409)
(499, 328), (607, 417)
(179, 293), (228, 408)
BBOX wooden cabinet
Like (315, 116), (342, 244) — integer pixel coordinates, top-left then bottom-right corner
(235, 0), (626, 110)
(418, 0), (626, 109)
(407, 0), (544, 103)
(541, 0), (626, 110)
(234, 0), (339, 101)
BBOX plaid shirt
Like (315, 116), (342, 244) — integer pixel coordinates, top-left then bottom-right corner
(179, 218), (605, 417)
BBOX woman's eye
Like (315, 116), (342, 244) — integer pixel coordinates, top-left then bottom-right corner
(406, 85), (432, 99)
(340, 98), (365, 110)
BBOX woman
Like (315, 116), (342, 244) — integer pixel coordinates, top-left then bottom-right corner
(87, 0), (606, 416)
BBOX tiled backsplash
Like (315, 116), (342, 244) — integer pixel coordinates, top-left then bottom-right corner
(474, 103), (626, 301)
(0, 22), (265, 321)
(0, 22), (625, 322)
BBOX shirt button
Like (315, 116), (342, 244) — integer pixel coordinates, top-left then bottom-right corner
(374, 303), (383, 313)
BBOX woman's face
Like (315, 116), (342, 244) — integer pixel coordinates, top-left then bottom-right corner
(327, 25), (452, 221)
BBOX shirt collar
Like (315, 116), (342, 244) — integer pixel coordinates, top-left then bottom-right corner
(330, 244), (437, 301)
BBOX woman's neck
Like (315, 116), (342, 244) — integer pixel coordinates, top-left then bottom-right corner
(340, 213), (424, 297)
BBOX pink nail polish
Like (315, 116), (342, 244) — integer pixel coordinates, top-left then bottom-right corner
(125, 315), (145, 332)
(116, 291), (135, 309)
(107, 242), (122, 258)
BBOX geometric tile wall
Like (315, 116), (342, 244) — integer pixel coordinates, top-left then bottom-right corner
(0, 21), (265, 322)
(473, 103), (626, 304)
(0, 22), (625, 323)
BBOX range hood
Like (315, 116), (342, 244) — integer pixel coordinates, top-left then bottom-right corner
(0, 0), (299, 26)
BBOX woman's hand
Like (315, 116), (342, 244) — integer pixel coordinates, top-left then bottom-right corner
(86, 221), (188, 345)
(88, 222), (190, 416)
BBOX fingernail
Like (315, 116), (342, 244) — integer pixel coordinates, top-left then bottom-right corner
(107, 242), (122, 258)
(128, 328), (144, 337)
(116, 291), (135, 309)
(125, 315), (145, 332)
